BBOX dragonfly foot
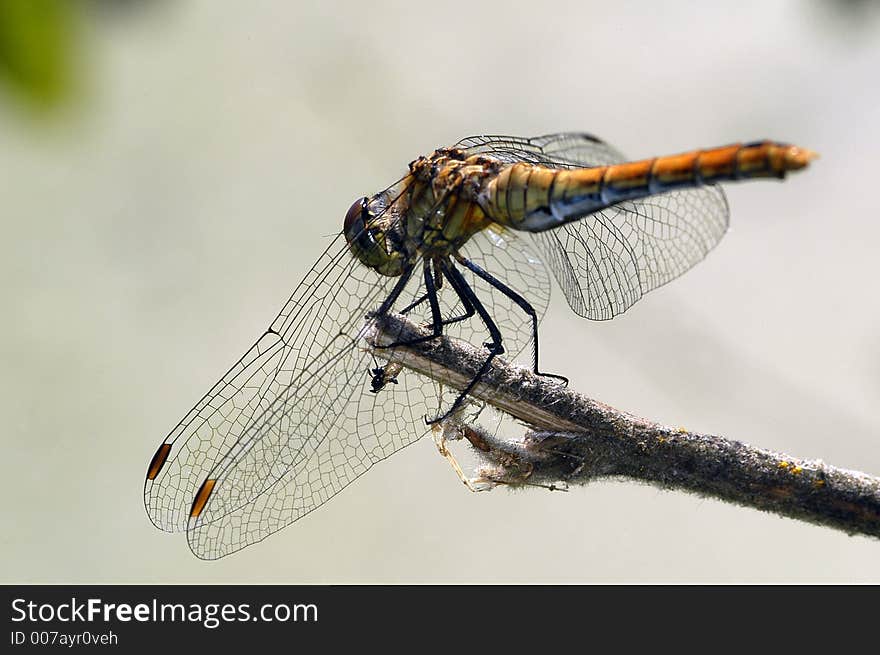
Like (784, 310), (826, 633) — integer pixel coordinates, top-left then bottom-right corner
(424, 410), (452, 426)
(423, 396), (465, 425)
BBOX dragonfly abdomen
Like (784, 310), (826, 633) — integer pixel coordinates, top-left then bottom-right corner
(485, 141), (816, 233)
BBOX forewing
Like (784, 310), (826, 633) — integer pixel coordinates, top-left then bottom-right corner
(184, 263), (454, 559)
(529, 187), (729, 320)
(455, 132), (627, 167)
(144, 235), (415, 536)
(185, 337), (442, 559)
(184, 226), (554, 559)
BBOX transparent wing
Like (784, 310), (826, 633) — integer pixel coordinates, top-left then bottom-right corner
(446, 223), (550, 363)
(183, 225), (553, 559)
(185, 281), (443, 559)
(529, 188), (729, 320)
(145, 182), (553, 558)
(187, 263), (444, 559)
(456, 132), (627, 167)
(455, 133), (730, 320)
(144, 235), (432, 553)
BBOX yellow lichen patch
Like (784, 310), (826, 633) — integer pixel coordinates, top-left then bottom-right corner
(791, 466), (803, 475)
(778, 461), (790, 469)
(813, 479), (826, 489)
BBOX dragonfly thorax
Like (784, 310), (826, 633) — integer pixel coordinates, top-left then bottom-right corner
(344, 151), (501, 277)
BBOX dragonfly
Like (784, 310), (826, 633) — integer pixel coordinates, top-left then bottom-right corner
(144, 133), (815, 559)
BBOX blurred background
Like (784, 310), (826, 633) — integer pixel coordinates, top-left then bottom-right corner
(2, 0), (880, 583)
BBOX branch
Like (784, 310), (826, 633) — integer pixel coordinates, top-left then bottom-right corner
(365, 313), (880, 539)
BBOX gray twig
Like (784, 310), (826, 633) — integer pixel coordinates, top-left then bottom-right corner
(365, 312), (880, 539)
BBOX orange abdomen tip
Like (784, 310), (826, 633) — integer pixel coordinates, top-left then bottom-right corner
(190, 478), (217, 518)
(781, 145), (819, 171)
(146, 443), (171, 480)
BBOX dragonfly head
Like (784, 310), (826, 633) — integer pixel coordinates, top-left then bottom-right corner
(344, 196), (406, 277)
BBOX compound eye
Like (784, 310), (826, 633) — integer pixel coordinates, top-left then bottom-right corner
(344, 197), (368, 236)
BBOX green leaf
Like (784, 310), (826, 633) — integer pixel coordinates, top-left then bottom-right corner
(0, 0), (76, 110)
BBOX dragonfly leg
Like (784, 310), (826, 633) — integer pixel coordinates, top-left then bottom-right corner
(399, 260), (476, 327)
(454, 253), (568, 386)
(424, 260), (505, 425)
(437, 257), (477, 327)
(373, 263), (416, 316)
(375, 259), (445, 350)
(399, 260), (440, 314)
(398, 292), (429, 315)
